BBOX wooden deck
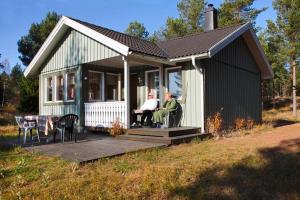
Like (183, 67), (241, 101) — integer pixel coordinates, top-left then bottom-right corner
(118, 127), (211, 145)
(25, 134), (167, 163)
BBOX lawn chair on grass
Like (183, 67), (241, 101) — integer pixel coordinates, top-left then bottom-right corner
(15, 116), (40, 145)
(54, 114), (78, 144)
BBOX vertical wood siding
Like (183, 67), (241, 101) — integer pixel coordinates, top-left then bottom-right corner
(41, 29), (120, 73)
(40, 103), (78, 116)
(39, 28), (121, 128)
(181, 62), (202, 127)
(204, 36), (262, 127)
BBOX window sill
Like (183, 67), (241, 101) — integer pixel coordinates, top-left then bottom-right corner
(43, 101), (75, 106)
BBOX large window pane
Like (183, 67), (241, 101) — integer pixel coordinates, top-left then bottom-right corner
(147, 71), (159, 99)
(56, 75), (64, 101)
(46, 77), (53, 102)
(88, 72), (103, 101)
(167, 68), (182, 99)
(67, 73), (75, 101)
(106, 74), (118, 101)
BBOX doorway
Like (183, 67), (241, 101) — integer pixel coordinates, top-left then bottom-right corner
(130, 74), (138, 111)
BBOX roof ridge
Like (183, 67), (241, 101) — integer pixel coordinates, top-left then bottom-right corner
(158, 22), (246, 44)
(68, 17), (157, 45)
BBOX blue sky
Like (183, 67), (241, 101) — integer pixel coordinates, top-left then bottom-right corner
(0, 0), (276, 70)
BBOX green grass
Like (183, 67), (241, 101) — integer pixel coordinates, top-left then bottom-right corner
(1, 106), (300, 199)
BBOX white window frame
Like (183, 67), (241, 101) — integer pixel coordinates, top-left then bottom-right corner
(45, 76), (54, 103)
(87, 70), (105, 102)
(145, 69), (161, 100)
(55, 74), (64, 102)
(165, 66), (182, 98)
(65, 72), (76, 102)
(106, 72), (121, 101)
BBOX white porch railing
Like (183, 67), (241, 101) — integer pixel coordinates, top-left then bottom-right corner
(84, 101), (126, 128)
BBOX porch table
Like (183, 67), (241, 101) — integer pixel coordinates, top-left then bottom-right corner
(24, 115), (60, 135)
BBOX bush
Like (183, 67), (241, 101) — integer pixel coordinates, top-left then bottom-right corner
(234, 118), (246, 130)
(206, 112), (223, 137)
(108, 118), (126, 136)
(234, 118), (255, 131)
(246, 118), (255, 129)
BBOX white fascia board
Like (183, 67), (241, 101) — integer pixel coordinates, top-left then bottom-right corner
(24, 17), (66, 77)
(208, 22), (252, 57)
(169, 53), (209, 63)
(24, 16), (129, 77)
(63, 17), (129, 55)
(249, 29), (274, 79)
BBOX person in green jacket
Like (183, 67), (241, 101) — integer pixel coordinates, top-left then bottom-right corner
(152, 92), (177, 127)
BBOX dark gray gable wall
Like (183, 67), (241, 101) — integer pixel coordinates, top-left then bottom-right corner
(203, 36), (262, 127)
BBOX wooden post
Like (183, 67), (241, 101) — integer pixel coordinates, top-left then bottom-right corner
(159, 65), (164, 106)
(118, 73), (122, 101)
(123, 57), (130, 128)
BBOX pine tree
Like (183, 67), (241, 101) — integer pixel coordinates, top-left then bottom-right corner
(17, 12), (61, 113)
(273, 0), (300, 116)
(218, 0), (267, 30)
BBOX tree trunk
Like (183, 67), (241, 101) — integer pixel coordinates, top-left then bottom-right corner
(292, 59), (297, 117)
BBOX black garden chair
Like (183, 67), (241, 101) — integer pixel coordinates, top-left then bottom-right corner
(54, 114), (79, 144)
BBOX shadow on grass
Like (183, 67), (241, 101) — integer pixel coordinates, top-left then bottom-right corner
(0, 135), (19, 150)
(272, 119), (297, 128)
(169, 138), (300, 199)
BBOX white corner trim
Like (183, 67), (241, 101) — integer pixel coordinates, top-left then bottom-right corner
(208, 22), (252, 57)
(24, 16), (129, 77)
(249, 29), (274, 79)
(191, 56), (205, 133)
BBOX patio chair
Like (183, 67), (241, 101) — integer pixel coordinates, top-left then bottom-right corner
(164, 101), (183, 128)
(54, 114), (78, 144)
(15, 116), (40, 145)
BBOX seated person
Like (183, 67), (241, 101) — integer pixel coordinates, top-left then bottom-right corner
(133, 92), (157, 127)
(152, 92), (177, 127)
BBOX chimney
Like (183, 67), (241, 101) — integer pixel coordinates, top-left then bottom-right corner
(204, 4), (218, 32)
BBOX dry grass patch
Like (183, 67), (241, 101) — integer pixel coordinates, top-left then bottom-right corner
(1, 104), (300, 199)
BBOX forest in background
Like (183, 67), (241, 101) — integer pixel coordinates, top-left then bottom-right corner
(0, 0), (299, 119)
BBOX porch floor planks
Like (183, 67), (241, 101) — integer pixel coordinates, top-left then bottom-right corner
(25, 135), (166, 163)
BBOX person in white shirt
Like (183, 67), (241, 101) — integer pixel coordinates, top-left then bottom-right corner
(133, 92), (157, 127)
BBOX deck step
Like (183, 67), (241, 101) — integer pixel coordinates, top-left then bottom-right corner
(117, 133), (211, 145)
(127, 127), (201, 137)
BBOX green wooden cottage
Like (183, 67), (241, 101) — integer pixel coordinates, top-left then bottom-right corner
(24, 5), (273, 133)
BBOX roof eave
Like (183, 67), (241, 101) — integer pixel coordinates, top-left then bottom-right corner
(24, 16), (130, 77)
(169, 52), (209, 63)
(167, 22), (273, 79)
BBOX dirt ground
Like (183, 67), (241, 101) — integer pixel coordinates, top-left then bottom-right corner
(221, 123), (300, 153)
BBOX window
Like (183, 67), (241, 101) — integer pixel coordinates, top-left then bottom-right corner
(56, 75), (64, 101)
(88, 71), (103, 101)
(46, 77), (53, 102)
(67, 73), (76, 101)
(166, 67), (182, 100)
(106, 74), (119, 101)
(146, 70), (160, 99)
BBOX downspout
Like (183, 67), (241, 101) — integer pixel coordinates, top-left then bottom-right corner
(191, 56), (205, 133)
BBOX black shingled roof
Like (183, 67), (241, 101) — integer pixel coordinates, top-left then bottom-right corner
(71, 17), (245, 59)
(71, 18), (169, 59)
(157, 23), (245, 59)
